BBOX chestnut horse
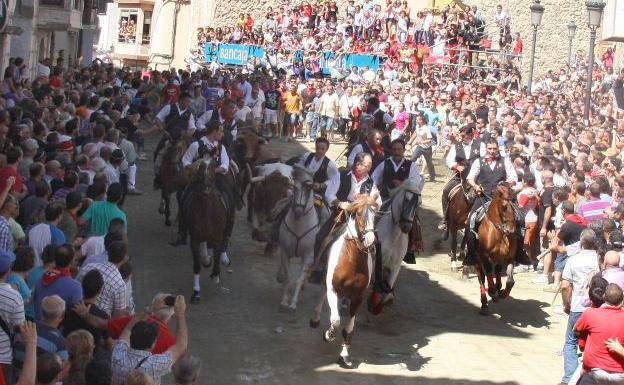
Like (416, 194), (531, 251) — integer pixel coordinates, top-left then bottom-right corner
(475, 182), (517, 315)
(312, 195), (377, 368)
(445, 180), (470, 272)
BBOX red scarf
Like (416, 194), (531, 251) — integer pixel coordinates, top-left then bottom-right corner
(42, 267), (72, 286)
(352, 166), (367, 183)
(368, 141), (384, 156)
(565, 214), (587, 228)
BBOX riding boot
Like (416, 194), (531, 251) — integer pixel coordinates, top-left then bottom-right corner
(373, 243), (391, 294)
(403, 236), (416, 264)
(463, 229), (478, 266)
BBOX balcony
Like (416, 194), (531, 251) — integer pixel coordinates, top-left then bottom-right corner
(37, 0), (83, 31)
(113, 41), (150, 60)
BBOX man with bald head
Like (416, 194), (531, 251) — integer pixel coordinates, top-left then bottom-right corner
(602, 250), (624, 290)
(578, 182), (611, 224)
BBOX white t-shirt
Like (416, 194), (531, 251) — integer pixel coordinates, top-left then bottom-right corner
(414, 124), (433, 149)
(562, 249), (600, 313)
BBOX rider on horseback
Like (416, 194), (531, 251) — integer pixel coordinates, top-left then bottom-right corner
(170, 121), (235, 267)
(438, 124), (484, 231)
(464, 138), (519, 266)
(371, 138), (425, 264)
(310, 152), (382, 284)
(196, 99), (238, 150)
(153, 92), (196, 188)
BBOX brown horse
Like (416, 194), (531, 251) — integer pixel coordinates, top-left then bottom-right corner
(181, 158), (228, 303)
(157, 139), (188, 226)
(445, 180), (470, 272)
(311, 194), (377, 368)
(475, 182), (518, 315)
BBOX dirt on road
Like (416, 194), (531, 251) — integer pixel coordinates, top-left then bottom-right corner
(126, 137), (565, 385)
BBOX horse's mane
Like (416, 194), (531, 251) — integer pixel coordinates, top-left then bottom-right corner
(350, 194), (377, 212)
(388, 179), (421, 199)
(292, 165), (313, 183)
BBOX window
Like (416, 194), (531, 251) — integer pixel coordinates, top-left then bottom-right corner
(118, 9), (138, 43)
(141, 11), (152, 45)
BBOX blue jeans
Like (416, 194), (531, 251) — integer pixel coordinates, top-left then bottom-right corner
(563, 311), (582, 383)
(308, 112), (319, 139)
(412, 146), (436, 180)
(319, 115), (334, 136)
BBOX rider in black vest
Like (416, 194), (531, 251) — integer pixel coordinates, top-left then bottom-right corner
(371, 138), (424, 264)
(463, 138), (519, 265)
(347, 129), (385, 171)
(438, 124), (483, 231)
(153, 92), (195, 188)
(310, 152), (381, 284)
(196, 99), (238, 151)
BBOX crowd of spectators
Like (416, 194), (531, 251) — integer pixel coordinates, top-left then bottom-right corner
(0, 1), (624, 385)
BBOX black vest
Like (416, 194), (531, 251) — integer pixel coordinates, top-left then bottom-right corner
(360, 142), (384, 170)
(304, 153), (330, 184)
(196, 139), (222, 166)
(455, 141), (481, 177)
(208, 109), (236, 151)
(476, 158), (507, 197)
(336, 171), (373, 202)
(382, 158), (412, 191)
(164, 104), (191, 139)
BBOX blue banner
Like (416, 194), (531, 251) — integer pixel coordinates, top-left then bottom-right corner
(293, 50), (304, 64)
(204, 43), (266, 66)
(343, 53), (381, 72)
(319, 51), (336, 76)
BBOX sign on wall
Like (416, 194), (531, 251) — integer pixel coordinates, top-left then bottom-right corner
(204, 43), (265, 66)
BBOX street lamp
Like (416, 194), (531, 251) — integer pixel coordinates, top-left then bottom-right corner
(567, 21), (577, 67)
(527, 0), (545, 94)
(584, 0), (605, 124)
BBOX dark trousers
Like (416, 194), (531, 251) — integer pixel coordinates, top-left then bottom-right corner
(338, 118), (350, 137)
(464, 196), (488, 265)
(441, 175), (461, 222)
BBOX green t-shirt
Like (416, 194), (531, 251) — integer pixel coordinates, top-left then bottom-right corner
(81, 201), (127, 236)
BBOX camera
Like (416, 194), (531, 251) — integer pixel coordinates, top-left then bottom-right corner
(164, 295), (176, 306)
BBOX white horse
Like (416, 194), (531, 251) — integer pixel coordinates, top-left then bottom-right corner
(276, 166), (329, 313)
(375, 179), (423, 309)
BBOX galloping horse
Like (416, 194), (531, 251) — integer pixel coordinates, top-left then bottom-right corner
(372, 180), (422, 313)
(445, 179), (471, 271)
(475, 182), (518, 315)
(181, 158), (229, 302)
(311, 195), (377, 368)
(276, 166), (329, 314)
(157, 139), (188, 226)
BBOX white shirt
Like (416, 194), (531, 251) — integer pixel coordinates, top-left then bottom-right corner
(80, 235), (105, 259)
(339, 94), (352, 119)
(325, 172), (382, 208)
(466, 157), (518, 184)
(196, 110), (238, 139)
(413, 124), (433, 149)
(347, 143), (379, 168)
(103, 163), (121, 186)
(246, 91), (265, 119)
(156, 104), (196, 134)
(181, 137), (230, 169)
(562, 249), (600, 313)
(234, 106), (251, 123)
(299, 153), (339, 185)
(371, 158), (425, 194)
(445, 140), (486, 169)
(0, 283), (24, 364)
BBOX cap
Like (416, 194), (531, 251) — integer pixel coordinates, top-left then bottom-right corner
(58, 141), (75, 152)
(0, 250), (16, 273)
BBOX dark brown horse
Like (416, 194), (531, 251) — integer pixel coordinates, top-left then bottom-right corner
(445, 180), (470, 272)
(157, 139), (188, 226)
(475, 182), (518, 315)
(311, 195), (377, 368)
(182, 158), (228, 303)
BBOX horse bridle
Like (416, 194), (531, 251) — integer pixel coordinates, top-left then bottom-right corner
(292, 180), (315, 218)
(390, 190), (419, 227)
(346, 202), (376, 251)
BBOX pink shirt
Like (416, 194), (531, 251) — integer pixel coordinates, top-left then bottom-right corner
(394, 111), (408, 131)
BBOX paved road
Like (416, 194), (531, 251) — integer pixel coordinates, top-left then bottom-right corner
(125, 137), (565, 385)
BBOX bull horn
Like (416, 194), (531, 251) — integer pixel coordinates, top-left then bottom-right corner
(250, 175), (266, 183)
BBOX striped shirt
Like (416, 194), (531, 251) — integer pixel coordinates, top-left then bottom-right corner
(0, 282), (25, 364)
(77, 262), (127, 316)
(578, 199), (611, 224)
(111, 340), (172, 385)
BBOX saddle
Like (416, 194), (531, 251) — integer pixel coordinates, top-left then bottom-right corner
(468, 201), (490, 238)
